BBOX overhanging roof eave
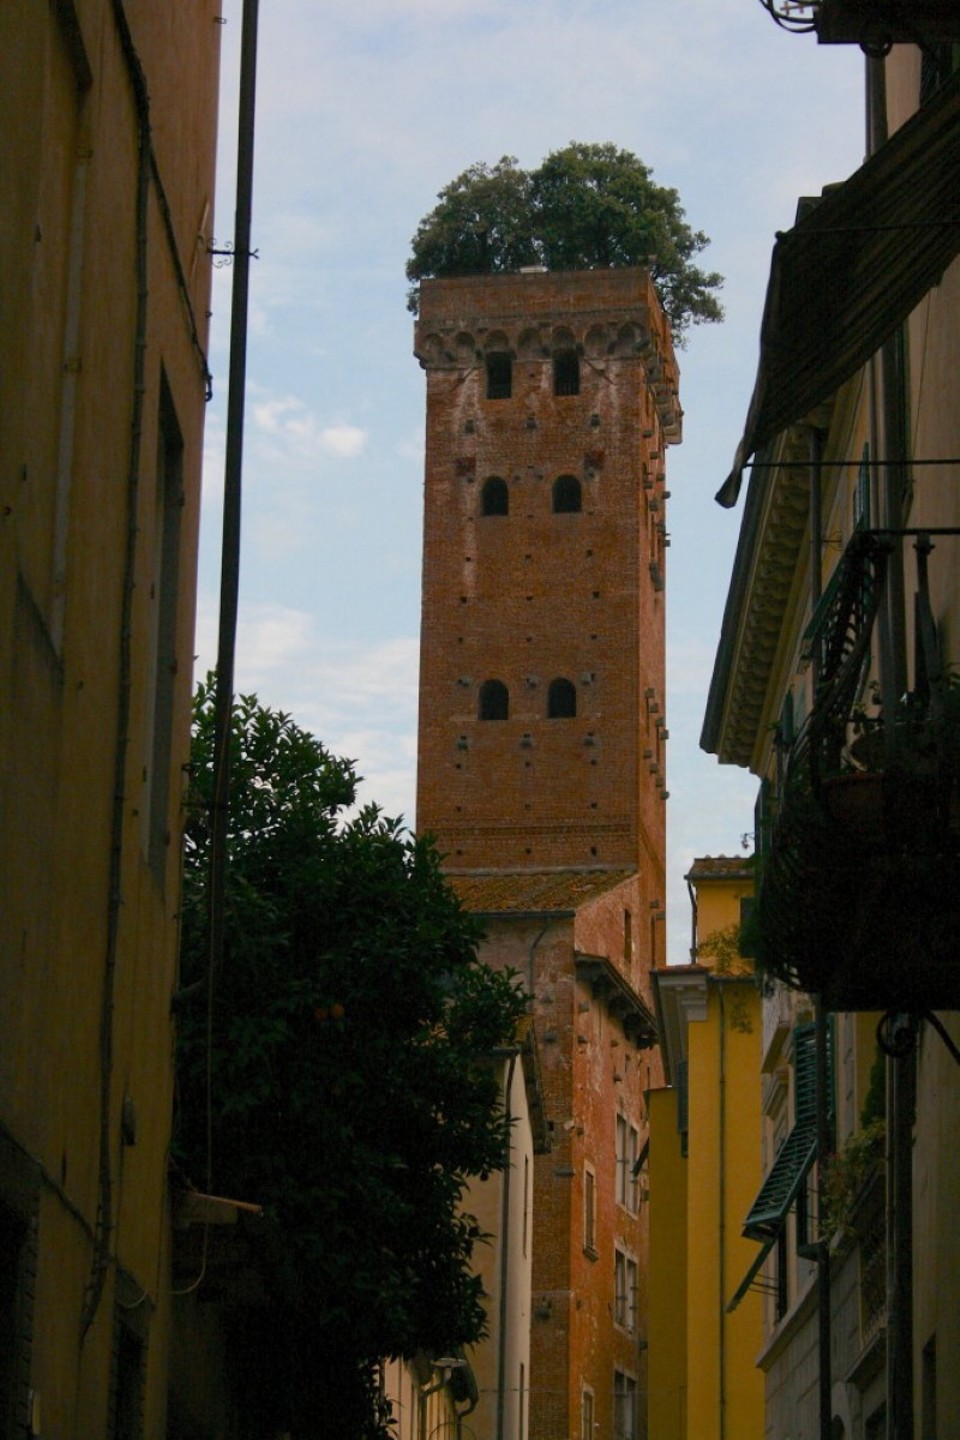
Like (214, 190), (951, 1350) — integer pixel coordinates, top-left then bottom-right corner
(716, 67), (960, 510)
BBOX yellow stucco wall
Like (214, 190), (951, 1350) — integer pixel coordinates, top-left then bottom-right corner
(0, 1), (219, 1432)
(647, 1086), (688, 1440)
(648, 868), (765, 1440)
(685, 980), (764, 1440)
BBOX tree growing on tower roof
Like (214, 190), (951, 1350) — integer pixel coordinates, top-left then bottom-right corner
(406, 141), (723, 343)
(175, 678), (527, 1439)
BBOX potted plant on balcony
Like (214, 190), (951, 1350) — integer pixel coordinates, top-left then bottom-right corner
(820, 1118), (886, 1246)
(752, 672), (960, 1012)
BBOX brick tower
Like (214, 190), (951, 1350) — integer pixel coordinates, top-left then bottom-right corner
(414, 268), (680, 1440)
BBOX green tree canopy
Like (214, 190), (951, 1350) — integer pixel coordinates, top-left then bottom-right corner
(407, 142), (723, 342)
(176, 680), (526, 1438)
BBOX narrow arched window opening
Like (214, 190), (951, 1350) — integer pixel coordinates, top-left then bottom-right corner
(553, 475), (582, 514)
(548, 678), (577, 718)
(481, 477), (509, 516)
(479, 679), (509, 720)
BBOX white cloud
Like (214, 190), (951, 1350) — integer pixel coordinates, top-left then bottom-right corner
(320, 423), (367, 459)
(193, 593), (419, 823)
(251, 394), (367, 461)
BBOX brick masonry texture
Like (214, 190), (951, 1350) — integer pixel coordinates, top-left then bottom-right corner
(415, 269), (678, 874)
(414, 269), (678, 1440)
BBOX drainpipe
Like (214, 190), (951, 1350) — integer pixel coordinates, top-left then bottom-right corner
(494, 1048), (520, 1440)
(82, 0), (152, 1336)
(419, 1361), (469, 1440)
(686, 878), (698, 963)
(718, 983), (727, 1440)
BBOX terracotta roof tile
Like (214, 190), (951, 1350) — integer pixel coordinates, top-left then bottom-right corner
(447, 868), (636, 915)
(685, 855), (754, 882)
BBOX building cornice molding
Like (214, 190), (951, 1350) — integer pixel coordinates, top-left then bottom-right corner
(651, 966), (709, 1082)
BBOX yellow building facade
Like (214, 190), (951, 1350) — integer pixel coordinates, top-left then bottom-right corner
(648, 858), (764, 1440)
(0, 2), (219, 1433)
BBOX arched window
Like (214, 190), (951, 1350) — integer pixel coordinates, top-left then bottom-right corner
(481, 476), (509, 516)
(553, 475), (582, 513)
(547, 678), (577, 718)
(479, 679), (509, 720)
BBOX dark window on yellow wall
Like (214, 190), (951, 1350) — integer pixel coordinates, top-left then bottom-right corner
(547, 677), (577, 718)
(554, 350), (580, 396)
(486, 352), (512, 400)
(112, 1318), (145, 1440)
(922, 1336), (937, 1440)
(553, 475), (582, 513)
(0, 1206), (27, 1436)
(481, 476), (509, 516)
(479, 680), (509, 720)
(146, 373), (183, 884)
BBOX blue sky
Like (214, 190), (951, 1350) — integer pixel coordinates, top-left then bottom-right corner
(195, 0), (866, 962)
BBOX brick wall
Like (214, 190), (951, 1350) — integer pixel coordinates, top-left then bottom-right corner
(415, 269), (678, 871)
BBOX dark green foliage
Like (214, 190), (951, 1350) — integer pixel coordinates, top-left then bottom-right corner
(176, 679), (526, 1438)
(406, 142), (723, 343)
(405, 155), (538, 287)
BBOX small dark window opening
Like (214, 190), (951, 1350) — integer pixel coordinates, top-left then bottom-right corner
(775, 1227), (789, 1322)
(112, 1321), (145, 1440)
(486, 353), (512, 400)
(547, 678), (577, 718)
(553, 475), (582, 513)
(481, 476), (509, 516)
(479, 680), (509, 720)
(554, 350), (580, 396)
(0, 1206), (26, 1436)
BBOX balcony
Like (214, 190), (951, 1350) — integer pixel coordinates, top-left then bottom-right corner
(750, 530), (960, 1011)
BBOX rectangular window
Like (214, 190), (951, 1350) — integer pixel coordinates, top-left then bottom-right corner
(583, 1165), (597, 1256)
(775, 1225), (789, 1322)
(614, 1247), (627, 1326)
(854, 441), (872, 530)
(518, 1362), (526, 1440)
(554, 350), (580, 396)
(522, 1154), (530, 1258)
(615, 1249), (637, 1330)
(616, 1115), (639, 1212)
(112, 1318), (145, 1440)
(922, 1335), (937, 1440)
(0, 1205), (27, 1436)
(581, 1387), (594, 1440)
(614, 1371), (636, 1440)
(486, 352), (512, 400)
(145, 374), (184, 883)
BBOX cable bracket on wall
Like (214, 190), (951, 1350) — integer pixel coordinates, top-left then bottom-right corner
(207, 239), (260, 268)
